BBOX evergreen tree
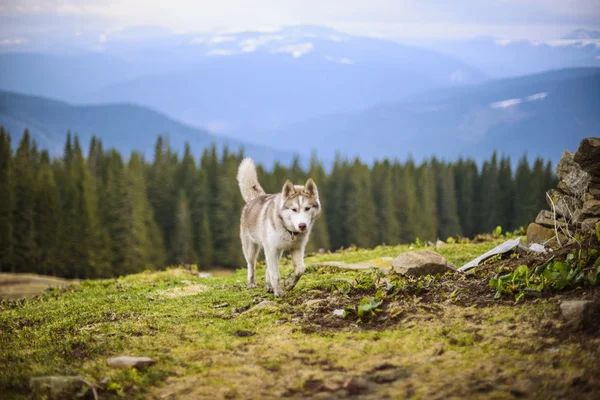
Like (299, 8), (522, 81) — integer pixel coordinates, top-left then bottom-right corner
(12, 130), (37, 272)
(196, 168), (214, 268)
(0, 128), (14, 272)
(344, 159), (377, 248)
(497, 156), (515, 232)
(513, 155), (534, 229)
(325, 155), (348, 249)
(172, 190), (196, 265)
(34, 151), (62, 276)
(432, 159), (462, 240)
(478, 152), (501, 233)
(394, 159), (418, 243)
(306, 152), (330, 253)
(454, 159), (478, 238)
(415, 162), (437, 241)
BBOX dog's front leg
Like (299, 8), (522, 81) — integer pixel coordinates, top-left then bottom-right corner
(284, 247), (306, 291)
(265, 247), (285, 297)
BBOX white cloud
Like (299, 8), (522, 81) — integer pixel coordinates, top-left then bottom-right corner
(491, 98), (522, 109)
(324, 55), (355, 64)
(540, 39), (600, 48)
(328, 35), (345, 42)
(209, 35), (236, 44)
(275, 42), (313, 58)
(0, 37), (28, 46)
(239, 34), (285, 52)
(526, 92), (548, 101)
(596, 55), (600, 60)
(98, 33), (107, 42)
(205, 49), (235, 56)
(189, 37), (206, 44)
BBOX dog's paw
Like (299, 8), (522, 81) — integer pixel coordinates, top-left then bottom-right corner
(265, 284), (274, 293)
(246, 283), (258, 289)
(284, 278), (297, 291)
(273, 289), (287, 298)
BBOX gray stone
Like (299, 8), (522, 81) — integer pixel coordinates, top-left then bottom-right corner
(580, 218), (600, 231)
(574, 137), (600, 177)
(392, 250), (456, 277)
(30, 376), (88, 398)
(244, 300), (278, 314)
(534, 210), (569, 229)
(560, 300), (597, 329)
(589, 187), (600, 198)
(107, 356), (156, 369)
(579, 199), (600, 218)
(526, 223), (567, 247)
(556, 150), (591, 195)
(546, 189), (581, 219)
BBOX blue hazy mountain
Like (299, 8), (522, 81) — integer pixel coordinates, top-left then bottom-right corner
(0, 90), (297, 166)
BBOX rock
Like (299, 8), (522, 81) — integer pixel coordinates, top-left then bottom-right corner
(560, 300), (597, 329)
(580, 218), (600, 231)
(556, 150), (591, 195)
(244, 300), (278, 314)
(528, 243), (548, 254)
(545, 189), (581, 218)
(107, 356), (156, 369)
(392, 250), (456, 277)
(30, 376), (87, 398)
(526, 223), (567, 247)
(534, 210), (569, 229)
(574, 137), (600, 177)
(589, 187), (600, 198)
(578, 199), (600, 218)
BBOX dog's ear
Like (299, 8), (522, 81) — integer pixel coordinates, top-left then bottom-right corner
(282, 180), (295, 199)
(304, 178), (318, 199)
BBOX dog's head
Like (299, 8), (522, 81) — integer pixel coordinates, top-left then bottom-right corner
(279, 178), (322, 233)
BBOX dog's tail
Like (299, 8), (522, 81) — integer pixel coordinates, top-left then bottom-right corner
(237, 158), (266, 203)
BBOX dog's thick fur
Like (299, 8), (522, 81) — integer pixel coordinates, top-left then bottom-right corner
(237, 158), (322, 296)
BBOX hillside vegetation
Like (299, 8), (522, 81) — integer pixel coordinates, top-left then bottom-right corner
(1, 235), (599, 399)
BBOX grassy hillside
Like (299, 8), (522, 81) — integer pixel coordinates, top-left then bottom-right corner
(1, 237), (599, 399)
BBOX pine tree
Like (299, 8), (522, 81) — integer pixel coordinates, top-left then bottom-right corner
(325, 155), (347, 249)
(306, 152), (330, 253)
(431, 159), (462, 240)
(12, 130), (37, 272)
(497, 156), (515, 232)
(172, 190), (196, 265)
(394, 159), (419, 243)
(454, 159), (478, 238)
(0, 128), (14, 272)
(415, 162), (437, 241)
(478, 152), (501, 233)
(514, 155), (534, 229)
(344, 159), (377, 248)
(34, 150), (62, 276)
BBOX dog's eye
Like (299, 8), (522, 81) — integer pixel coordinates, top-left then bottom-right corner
(292, 208), (297, 212)
(305, 207), (310, 212)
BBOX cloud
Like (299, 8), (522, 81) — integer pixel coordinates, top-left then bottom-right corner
(274, 42), (313, 58)
(0, 37), (28, 46)
(205, 49), (235, 56)
(526, 92), (548, 101)
(491, 98), (522, 109)
(324, 55), (354, 64)
(239, 34), (285, 52)
(209, 35), (236, 44)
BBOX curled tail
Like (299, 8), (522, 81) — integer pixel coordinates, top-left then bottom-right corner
(237, 158), (266, 203)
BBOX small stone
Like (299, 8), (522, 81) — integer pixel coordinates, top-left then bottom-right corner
(392, 250), (456, 277)
(580, 218), (600, 231)
(546, 189), (581, 218)
(574, 137), (600, 177)
(321, 379), (342, 392)
(343, 377), (369, 394)
(556, 150), (591, 195)
(30, 376), (85, 397)
(579, 199), (600, 219)
(528, 243), (548, 254)
(535, 210), (569, 229)
(107, 356), (156, 369)
(332, 309), (346, 317)
(526, 223), (567, 247)
(560, 300), (597, 329)
(244, 300), (278, 314)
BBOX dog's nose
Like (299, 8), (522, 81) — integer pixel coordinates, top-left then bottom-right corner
(298, 223), (307, 231)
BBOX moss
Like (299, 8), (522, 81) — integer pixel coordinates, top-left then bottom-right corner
(1, 239), (599, 399)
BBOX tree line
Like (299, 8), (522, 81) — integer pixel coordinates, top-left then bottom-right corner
(0, 127), (557, 278)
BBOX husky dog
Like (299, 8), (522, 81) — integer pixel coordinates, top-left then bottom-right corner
(237, 158), (322, 297)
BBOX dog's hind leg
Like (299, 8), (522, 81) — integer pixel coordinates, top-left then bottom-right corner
(284, 246), (306, 291)
(265, 268), (272, 293)
(242, 236), (260, 289)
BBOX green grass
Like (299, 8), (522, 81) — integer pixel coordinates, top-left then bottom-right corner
(1, 239), (598, 399)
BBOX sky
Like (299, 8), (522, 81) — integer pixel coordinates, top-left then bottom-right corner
(1, 0), (600, 42)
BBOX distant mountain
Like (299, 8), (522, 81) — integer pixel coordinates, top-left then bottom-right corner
(0, 26), (488, 136)
(260, 68), (600, 166)
(410, 36), (600, 79)
(0, 91), (296, 166)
